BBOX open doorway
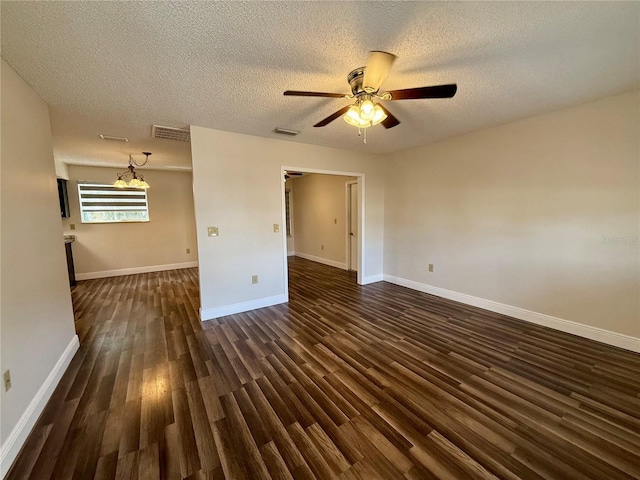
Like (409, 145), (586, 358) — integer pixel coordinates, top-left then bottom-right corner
(281, 167), (364, 294)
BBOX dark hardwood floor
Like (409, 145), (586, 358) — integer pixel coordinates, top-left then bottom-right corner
(8, 256), (640, 479)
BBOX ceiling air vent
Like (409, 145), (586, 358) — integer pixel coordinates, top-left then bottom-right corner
(151, 125), (191, 142)
(99, 134), (129, 142)
(274, 128), (300, 136)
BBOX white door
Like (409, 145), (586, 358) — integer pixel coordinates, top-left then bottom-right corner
(348, 182), (358, 272)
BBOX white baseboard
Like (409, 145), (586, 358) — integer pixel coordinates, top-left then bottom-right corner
(294, 252), (347, 270)
(287, 251), (295, 257)
(0, 335), (80, 477)
(361, 274), (383, 285)
(383, 275), (640, 353)
(201, 294), (288, 321)
(76, 261), (199, 280)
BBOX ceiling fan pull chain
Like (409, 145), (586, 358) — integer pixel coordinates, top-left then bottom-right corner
(364, 127), (367, 144)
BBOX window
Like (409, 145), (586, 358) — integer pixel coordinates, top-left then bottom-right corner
(285, 189), (292, 236)
(78, 183), (149, 223)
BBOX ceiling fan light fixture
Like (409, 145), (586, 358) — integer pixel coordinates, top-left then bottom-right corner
(343, 100), (387, 129)
(344, 104), (367, 128)
(359, 98), (375, 121)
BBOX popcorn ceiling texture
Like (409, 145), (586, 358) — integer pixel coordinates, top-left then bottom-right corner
(1, 1), (638, 169)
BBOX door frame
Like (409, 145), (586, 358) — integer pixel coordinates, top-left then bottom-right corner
(345, 180), (358, 272)
(280, 166), (365, 288)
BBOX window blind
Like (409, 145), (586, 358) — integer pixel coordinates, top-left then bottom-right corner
(78, 183), (149, 223)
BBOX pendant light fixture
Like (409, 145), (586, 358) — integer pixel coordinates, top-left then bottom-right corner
(114, 152), (151, 189)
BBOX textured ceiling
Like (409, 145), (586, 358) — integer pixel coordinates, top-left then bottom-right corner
(2, 1), (639, 170)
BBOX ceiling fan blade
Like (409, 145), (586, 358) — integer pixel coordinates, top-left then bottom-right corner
(377, 104), (400, 129)
(386, 84), (457, 100)
(314, 105), (351, 127)
(362, 51), (397, 92)
(284, 90), (346, 98)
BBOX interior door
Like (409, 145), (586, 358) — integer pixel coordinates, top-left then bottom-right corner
(348, 182), (358, 272)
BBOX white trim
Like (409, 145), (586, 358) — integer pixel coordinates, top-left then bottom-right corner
(357, 176), (364, 285)
(293, 252), (347, 270)
(383, 275), (640, 353)
(362, 274), (384, 285)
(201, 294), (288, 321)
(287, 251), (295, 257)
(0, 335), (80, 477)
(345, 180), (358, 274)
(76, 261), (199, 280)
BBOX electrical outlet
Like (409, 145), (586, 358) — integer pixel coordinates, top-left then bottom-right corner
(186, 248), (191, 254)
(207, 226), (219, 237)
(3, 370), (11, 392)
(429, 264), (434, 272)
(70, 224), (76, 230)
(273, 224), (279, 233)
(252, 275), (258, 284)
(334, 218), (337, 224)
(321, 245), (324, 250)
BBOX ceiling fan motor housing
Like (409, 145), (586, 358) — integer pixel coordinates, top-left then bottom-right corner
(348, 67), (368, 95)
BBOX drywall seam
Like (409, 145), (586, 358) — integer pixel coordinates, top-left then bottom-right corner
(383, 275), (640, 353)
(75, 261), (198, 280)
(200, 294), (288, 321)
(0, 335), (80, 478)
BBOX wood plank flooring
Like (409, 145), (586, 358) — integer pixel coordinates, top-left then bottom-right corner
(7, 256), (640, 479)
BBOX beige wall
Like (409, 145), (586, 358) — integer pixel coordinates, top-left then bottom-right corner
(62, 165), (198, 277)
(385, 90), (640, 338)
(290, 174), (356, 268)
(1, 60), (77, 467)
(190, 127), (384, 318)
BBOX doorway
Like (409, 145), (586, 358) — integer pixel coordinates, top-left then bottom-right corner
(280, 167), (364, 293)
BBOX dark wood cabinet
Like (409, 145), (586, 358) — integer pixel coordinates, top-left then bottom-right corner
(65, 241), (76, 286)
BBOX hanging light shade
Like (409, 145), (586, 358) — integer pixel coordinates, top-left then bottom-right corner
(359, 98), (375, 121)
(113, 152), (151, 189)
(344, 104), (369, 128)
(371, 104), (387, 126)
(114, 176), (128, 188)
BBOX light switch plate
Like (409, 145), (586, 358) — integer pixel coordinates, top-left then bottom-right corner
(207, 226), (219, 237)
(273, 224), (279, 233)
(70, 224), (76, 230)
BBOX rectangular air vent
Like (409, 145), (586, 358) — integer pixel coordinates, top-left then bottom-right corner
(99, 134), (129, 142)
(274, 128), (300, 136)
(151, 125), (191, 142)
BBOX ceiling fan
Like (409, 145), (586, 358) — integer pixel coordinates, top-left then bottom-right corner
(284, 51), (457, 143)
